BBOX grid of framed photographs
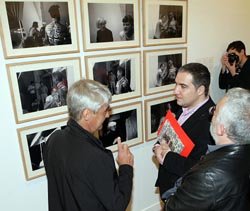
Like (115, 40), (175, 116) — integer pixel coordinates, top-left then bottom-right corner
(1, 0), (188, 180)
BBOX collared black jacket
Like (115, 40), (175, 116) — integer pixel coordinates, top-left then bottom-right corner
(43, 119), (133, 211)
(166, 144), (250, 211)
(156, 98), (215, 196)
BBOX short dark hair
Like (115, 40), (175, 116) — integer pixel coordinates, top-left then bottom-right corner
(226, 40), (246, 55)
(48, 5), (60, 19)
(179, 63), (210, 96)
(122, 15), (134, 26)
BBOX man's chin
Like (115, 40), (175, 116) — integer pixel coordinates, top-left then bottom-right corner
(176, 99), (183, 106)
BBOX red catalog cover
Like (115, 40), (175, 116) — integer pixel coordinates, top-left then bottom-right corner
(157, 110), (195, 157)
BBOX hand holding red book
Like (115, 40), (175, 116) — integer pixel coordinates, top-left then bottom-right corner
(157, 110), (194, 157)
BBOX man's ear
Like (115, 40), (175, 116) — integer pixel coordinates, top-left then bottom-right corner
(217, 123), (226, 137)
(197, 85), (205, 96)
(82, 109), (91, 121)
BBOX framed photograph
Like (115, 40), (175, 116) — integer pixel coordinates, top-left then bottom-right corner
(144, 95), (180, 141)
(7, 57), (82, 123)
(144, 47), (187, 95)
(98, 102), (143, 152)
(143, 0), (187, 46)
(85, 52), (141, 102)
(81, 0), (140, 51)
(17, 118), (67, 180)
(0, 0), (79, 59)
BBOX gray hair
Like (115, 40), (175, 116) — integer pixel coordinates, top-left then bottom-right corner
(96, 17), (106, 28)
(217, 88), (250, 144)
(67, 79), (112, 121)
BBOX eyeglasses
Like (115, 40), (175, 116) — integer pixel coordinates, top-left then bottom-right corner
(209, 106), (216, 116)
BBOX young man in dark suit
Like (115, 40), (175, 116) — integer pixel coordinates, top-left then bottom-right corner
(153, 63), (215, 197)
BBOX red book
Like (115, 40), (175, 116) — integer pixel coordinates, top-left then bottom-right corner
(157, 110), (194, 157)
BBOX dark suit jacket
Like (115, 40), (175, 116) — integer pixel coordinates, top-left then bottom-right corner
(155, 97), (215, 196)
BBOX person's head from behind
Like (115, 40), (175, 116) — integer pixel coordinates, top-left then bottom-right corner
(210, 88), (250, 145)
(48, 5), (60, 23)
(174, 63), (210, 109)
(67, 79), (112, 133)
(122, 15), (134, 34)
(96, 17), (107, 30)
(226, 40), (247, 65)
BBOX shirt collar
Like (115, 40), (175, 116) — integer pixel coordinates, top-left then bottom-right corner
(182, 97), (209, 116)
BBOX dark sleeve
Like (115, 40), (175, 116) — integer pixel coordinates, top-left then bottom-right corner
(166, 172), (215, 211)
(219, 70), (232, 89)
(87, 158), (133, 211)
(219, 68), (249, 89)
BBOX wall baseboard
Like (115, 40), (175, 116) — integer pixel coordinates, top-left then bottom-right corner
(141, 202), (162, 211)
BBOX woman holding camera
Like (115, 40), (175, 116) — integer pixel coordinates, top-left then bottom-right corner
(219, 40), (250, 91)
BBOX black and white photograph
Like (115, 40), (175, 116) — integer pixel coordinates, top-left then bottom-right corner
(98, 102), (143, 152)
(17, 119), (67, 180)
(85, 52), (141, 102)
(82, 0), (139, 50)
(7, 58), (81, 123)
(144, 48), (187, 95)
(145, 95), (178, 141)
(143, 0), (187, 46)
(0, 0), (78, 58)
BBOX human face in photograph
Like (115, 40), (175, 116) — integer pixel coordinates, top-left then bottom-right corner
(174, 71), (202, 109)
(123, 22), (132, 33)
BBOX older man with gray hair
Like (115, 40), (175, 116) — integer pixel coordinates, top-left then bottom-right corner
(43, 79), (134, 211)
(165, 88), (250, 211)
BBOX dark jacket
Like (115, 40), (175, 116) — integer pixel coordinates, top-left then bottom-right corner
(156, 98), (215, 196)
(166, 144), (250, 211)
(43, 119), (133, 211)
(219, 59), (250, 90)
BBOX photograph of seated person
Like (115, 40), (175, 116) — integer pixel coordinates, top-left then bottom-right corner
(164, 11), (178, 38)
(153, 63), (215, 198)
(119, 15), (134, 41)
(24, 21), (43, 47)
(219, 40), (250, 91)
(154, 14), (168, 39)
(154, 10), (180, 39)
(165, 88), (250, 211)
(96, 17), (113, 42)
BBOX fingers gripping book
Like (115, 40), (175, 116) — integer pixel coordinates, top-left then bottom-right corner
(156, 110), (194, 157)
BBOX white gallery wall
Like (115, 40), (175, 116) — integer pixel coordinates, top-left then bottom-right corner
(0, 0), (250, 211)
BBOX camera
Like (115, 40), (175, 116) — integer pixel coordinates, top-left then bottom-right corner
(227, 53), (239, 65)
